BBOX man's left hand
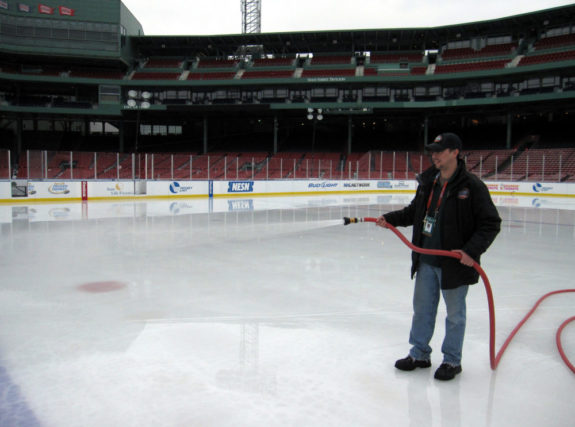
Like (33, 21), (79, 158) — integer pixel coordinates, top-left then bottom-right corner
(452, 249), (475, 267)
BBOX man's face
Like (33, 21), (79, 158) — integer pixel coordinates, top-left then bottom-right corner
(431, 148), (459, 171)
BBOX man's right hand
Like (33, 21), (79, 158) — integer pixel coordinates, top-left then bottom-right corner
(376, 215), (388, 228)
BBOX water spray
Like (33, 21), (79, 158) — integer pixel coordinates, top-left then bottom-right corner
(343, 216), (575, 374)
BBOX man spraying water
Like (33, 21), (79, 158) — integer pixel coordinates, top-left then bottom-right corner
(376, 133), (501, 380)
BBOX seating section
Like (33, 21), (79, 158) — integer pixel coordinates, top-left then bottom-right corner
(534, 33), (575, 50)
(0, 150), (10, 179)
(410, 66), (427, 75)
(293, 152), (342, 179)
(5, 38), (574, 86)
(0, 65), (65, 76)
(188, 155), (210, 179)
(435, 59), (508, 74)
(144, 58), (184, 69)
(463, 149), (515, 179)
(253, 58), (295, 67)
(9, 148), (575, 182)
(182, 59), (241, 82)
(131, 71), (182, 80)
(242, 70), (294, 79)
(266, 152), (305, 179)
(70, 152), (95, 179)
(364, 52), (425, 78)
(187, 72), (237, 80)
(462, 150), (494, 176)
(479, 43), (516, 56)
(496, 148), (575, 181)
(22, 66), (64, 76)
(301, 68), (356, 78)
(0, 63), (20, 74)
(0, 63), (127, 79)
(519, 49), (575, 66)
(243, 57), (296, 80)
(560, 150), (575, 182)
(170, 154), (192, 179)
(69, 69), (125, 79)
(370, 53), (424, 63)
(362, 67), (378, 77)
(95, 153), (120, 179)
(197, 59), (238, 69)
(433, 42), (517, 76)
(310, 56), (352, 66)
(364, 68), (421, 77)
(441, 43), (515, 60)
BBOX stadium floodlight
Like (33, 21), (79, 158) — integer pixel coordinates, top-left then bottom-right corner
(306, 108), (323, 121)
(126, 90), (152, 153)
(241, 0), (261, 34)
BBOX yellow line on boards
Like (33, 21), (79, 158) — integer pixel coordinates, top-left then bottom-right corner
(2, 189), (575, 204)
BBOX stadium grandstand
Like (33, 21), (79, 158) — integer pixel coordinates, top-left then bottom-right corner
(1, 1), (575, 181)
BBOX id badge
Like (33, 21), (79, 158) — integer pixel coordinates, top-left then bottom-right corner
(422, 215), (436, 237)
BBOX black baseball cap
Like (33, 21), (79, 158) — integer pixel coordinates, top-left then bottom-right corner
(425, 133), (462, 152)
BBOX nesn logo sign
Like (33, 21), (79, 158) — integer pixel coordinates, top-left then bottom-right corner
(228, 181), (254, 193)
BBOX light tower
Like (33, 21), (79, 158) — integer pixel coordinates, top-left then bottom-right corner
(241, 0), (261, 34)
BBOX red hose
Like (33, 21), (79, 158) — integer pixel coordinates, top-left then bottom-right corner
(557, 317), (575, 373)
(360, 216), (575, 373)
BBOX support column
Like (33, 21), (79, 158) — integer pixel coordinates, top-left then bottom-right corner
(423, 116), (429, 147)
(203, 116), (208, 154)
(273, 115), (278, 154)
(347, 116), (352, 154)
(506, 113), (512, 149)
(82, 118), (89, 137)
(119, 120), (125, 153)
(312, 120), (316, 152)
(16, 118), (23, 157)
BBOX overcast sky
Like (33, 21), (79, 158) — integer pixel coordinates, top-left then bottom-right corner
(120, 0), (575, 36)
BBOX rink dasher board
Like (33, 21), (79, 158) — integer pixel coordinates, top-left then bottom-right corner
(1, 179), (575, 202)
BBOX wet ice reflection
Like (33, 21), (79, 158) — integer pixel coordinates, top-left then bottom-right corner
(0, 194), (574, 426)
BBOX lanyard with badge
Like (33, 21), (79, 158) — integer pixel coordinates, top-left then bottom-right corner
(422, 174), (448, 237)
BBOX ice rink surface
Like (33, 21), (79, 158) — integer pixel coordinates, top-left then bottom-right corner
(0, 193), (574, 427)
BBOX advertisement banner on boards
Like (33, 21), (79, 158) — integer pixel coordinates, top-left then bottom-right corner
(146, 181), (208, 197)
(212, 180), (417, 197)
(88, 181), (135, 198)
(25, 181), (81, 199)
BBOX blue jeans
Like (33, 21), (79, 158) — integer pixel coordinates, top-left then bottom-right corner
(408, 262), (469, 366)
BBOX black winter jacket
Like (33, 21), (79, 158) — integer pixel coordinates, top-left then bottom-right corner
(383, 159), (501, 289)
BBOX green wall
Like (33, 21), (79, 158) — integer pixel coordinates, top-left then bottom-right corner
(0, 0), (142, 59)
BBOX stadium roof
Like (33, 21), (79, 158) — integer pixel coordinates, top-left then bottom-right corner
(131, 4), (575, 56)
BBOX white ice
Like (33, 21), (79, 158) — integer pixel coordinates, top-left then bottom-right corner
(0, 194), (574, 427)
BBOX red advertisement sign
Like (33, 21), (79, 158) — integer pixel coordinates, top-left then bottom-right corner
(59, 5), (74, 16)
(38, 4), (54, 14)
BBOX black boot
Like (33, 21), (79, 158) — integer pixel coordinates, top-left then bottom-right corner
(434, 363), (462, 380)
(395, 356), (431, 371)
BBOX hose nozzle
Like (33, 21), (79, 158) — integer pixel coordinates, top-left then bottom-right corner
(343, 217), (378, 225)
(343, 217), (361, 225)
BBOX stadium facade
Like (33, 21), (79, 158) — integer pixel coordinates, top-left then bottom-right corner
(1, 0), (575, 159)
